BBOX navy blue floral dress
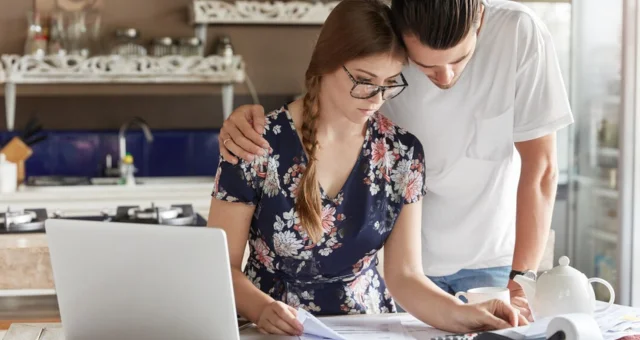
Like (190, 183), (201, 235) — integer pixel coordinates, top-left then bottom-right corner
(212, 105), (426, 315)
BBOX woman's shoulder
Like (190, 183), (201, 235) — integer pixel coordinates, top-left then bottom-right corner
(259, 104), (298, 143)
(370, 112), (423, 154)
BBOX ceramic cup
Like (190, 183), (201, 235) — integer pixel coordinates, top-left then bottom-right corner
(454, 287), (511, 305)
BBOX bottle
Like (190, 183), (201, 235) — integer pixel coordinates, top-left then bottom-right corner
(0, 153), (18, 194)
(215, 35), (234, 67)
(24, 11), (47, 58)
(120, 153), (136, 186)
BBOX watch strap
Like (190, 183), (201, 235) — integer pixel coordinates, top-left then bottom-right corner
(509, 269), (525, 280)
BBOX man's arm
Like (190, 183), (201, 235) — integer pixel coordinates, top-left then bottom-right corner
(508, 133), (558, 294)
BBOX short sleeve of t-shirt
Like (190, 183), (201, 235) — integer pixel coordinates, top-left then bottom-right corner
(401, 137), (428, 205)
(513, 12), (574, 142)
(211, 155), (265, 205)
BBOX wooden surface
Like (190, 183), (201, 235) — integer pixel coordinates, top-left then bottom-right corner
(0, 318), (60, 330)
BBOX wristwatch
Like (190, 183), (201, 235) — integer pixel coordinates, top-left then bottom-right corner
(509, 269), (537, 281)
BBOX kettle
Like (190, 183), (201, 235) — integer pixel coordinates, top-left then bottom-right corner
(513, 256), (615, 321)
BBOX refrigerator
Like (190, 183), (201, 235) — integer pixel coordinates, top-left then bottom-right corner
(519, 0), (640, 306)
(564, 0), (640, 307)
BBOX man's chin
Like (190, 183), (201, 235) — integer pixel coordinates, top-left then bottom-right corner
(429, 78), (459, 90)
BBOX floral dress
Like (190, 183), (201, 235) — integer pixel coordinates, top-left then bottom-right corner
(212, 105), (427, 315)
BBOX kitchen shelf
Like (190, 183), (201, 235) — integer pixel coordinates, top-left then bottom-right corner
(191, 0), (339, 25)
(0, 54), (246, 131)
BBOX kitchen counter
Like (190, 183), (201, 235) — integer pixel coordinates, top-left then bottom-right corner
(2, 176), (214, 198)
(0, 176), (215, 217)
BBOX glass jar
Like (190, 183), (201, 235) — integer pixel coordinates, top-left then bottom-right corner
(177, 37), (202, 57)
(111, 28), (147, 57)
(151, 37), (176, 57)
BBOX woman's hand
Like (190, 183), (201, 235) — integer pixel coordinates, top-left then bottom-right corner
(256, 301), (305, 336)
(450, 299), (529, 333)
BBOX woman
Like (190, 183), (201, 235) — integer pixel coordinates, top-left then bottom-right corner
(208, 0), (524, 336)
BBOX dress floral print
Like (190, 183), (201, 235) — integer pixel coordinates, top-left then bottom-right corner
(212, 105), (427, 316)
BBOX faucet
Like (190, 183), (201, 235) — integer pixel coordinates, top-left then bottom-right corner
(102, 117), (154, 178)
(119, 117), (154, 162)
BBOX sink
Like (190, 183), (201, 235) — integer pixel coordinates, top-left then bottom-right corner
(90, 177), (144, 185)
(26, 176), (143, 187)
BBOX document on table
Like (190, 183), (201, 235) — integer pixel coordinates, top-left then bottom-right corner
(295, 308), (453, 340)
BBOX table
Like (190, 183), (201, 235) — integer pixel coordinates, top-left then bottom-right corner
(1, 304), (640, 340)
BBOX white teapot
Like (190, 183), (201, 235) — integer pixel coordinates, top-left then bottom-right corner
(513, 256), (615, 321)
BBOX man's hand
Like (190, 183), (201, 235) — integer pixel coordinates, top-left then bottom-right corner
(218, 104), (270, 164)
(450, 298), (528, 333)
(508, 280), (533, 322)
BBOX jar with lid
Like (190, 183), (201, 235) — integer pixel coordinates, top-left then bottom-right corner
(178, 37), (202, 57)
(111, 28), (147, 57)
(151, 37), (176, 57)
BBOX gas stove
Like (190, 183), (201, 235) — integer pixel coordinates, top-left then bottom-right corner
(0, 209), (49, 233)
(0, 204), (207, 234)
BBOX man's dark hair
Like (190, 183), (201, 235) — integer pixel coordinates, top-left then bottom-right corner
(391, 0), (482, 50)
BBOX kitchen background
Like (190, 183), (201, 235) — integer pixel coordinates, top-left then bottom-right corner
(0, 0), (638, 308)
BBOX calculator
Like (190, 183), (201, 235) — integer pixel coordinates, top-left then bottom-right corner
(430, 333), (479, 340)
(431, 332), (515, 340)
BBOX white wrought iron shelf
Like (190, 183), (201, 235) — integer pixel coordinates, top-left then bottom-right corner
(0, 0), (338, 130)
(191, 0), (339, 25)
(0, 54), (245, 131)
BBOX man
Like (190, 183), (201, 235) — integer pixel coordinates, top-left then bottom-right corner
(215, 0), (573, 320)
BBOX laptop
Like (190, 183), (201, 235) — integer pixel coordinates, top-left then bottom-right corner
(45, 219), (240, 340)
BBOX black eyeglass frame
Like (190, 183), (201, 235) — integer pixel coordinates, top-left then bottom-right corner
(342, 65), (408, 100)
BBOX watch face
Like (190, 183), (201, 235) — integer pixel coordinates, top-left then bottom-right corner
(524, 271), (537, 280)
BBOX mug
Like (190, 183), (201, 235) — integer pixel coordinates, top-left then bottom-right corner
(454, 287), (511, 305)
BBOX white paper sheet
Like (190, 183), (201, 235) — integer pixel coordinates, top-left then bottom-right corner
(297, 308), (347, 340)
(295, 310), (426, 340)
(398, 317), (456, 339)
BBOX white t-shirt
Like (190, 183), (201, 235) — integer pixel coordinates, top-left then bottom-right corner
(383, 0), (574, 277)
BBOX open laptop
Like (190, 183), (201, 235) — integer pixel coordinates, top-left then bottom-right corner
(45, 219), (240, 340)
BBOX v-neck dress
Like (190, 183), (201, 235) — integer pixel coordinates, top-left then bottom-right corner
(212, 105), (427, 315)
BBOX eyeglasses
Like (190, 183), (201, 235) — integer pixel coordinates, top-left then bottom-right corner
(343, 66), (408, 101)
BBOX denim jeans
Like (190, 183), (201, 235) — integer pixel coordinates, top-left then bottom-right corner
(429, 266), (512, 296)
(395, 266), (511, 312)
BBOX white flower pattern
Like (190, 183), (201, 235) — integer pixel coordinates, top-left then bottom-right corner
(212, 107), (426, 315)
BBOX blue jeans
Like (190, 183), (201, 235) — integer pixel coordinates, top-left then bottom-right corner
(429, 266), (512, 298)
(395, 266), (511, 311)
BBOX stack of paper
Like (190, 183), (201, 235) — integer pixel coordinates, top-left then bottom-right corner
(293, 304), (640, 340)
(296, 309), (452, 340)
(595, 304), (640, 339)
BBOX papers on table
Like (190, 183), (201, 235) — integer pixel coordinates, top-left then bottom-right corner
(489, 304), (640, 340)
(295, 308), (452, 340)
(252, 304), (640, 340)
(595, 304), (640, 340)
(297, 308), (347, 340)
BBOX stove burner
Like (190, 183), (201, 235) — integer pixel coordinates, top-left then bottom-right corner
(0, 208), (47, 232)
(114, 204), (197, 226)
(128, 204), (182, 221)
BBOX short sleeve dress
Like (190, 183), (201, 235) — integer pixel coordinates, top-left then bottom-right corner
(212, 105), (427, 315)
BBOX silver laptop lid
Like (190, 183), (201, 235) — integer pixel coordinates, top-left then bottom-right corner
(45, 219), (239, 340)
